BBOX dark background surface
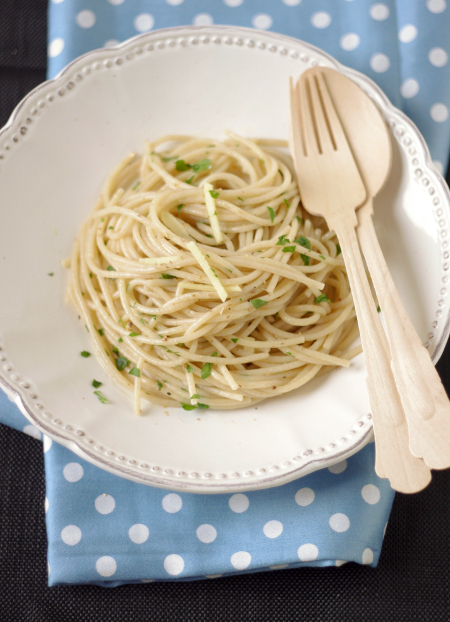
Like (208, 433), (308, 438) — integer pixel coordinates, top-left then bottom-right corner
(0, 2), (449, 621)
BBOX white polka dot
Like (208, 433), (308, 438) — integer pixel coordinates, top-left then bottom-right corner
(96, 556), (117, 577)
(251, 14), (273, 30)
(298, 543), (319, 562)
(270, 564), (289, 570)
(196, 524), (217, 543)
(263, 520), (283, 539)
(335, 559), (347, 567)
(162, 493), (182, 513)
(193, 13), (214, 26)
(328, 460), (347, 474)
(223, 0), (243, 6)
(431, 103), (449, 122)
(329, 513), (350, 532)
(401, 78), (420, 98)
(370, 53), (390, 73)
(282, 0), (302, 5)
(433, 160), (444, 174)
(43, 435), (52, 453)
(44, 497), (49, 513)
(339, 33), (360, 51)
(165, 0), (185, 5)
(361, 484), (381, 504)
(295, 487), (315, 506)
(108, 0), (125, 5)
(128, 524), (149, 544)
(370, 3), (390, 20)
(399, 24), (418, 43)
(23, 424), (41, 440)
(134, 13), (154, 33)
(76, 9), (96, 29)
(104, 40), (120, 48)
(63, 462), (84, 482)
(48, 38), (64, 58)
(427, 0), (447, 13)
(231, 551), (251, 570)
(95, 494), (115, 514)
(164, 554), (184, 575)
(311, 11), (332, 29)
(61, 525), (82, 546)
(429, 47), (448, 67)
(229, 493), (249, 513)
(362, 548), (374, 564)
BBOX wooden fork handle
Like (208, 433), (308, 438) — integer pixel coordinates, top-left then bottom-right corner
(357, 202), (450, 470)
(328, 214), (431, 493)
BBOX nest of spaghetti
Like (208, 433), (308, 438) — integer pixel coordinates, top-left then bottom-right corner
(68, 133), (360, 414)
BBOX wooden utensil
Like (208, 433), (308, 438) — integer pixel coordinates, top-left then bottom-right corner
(314, 67), (450, 470)
(290, 71), (431, 493)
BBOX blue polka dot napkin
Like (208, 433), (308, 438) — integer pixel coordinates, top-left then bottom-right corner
(1, 0), (449, 585)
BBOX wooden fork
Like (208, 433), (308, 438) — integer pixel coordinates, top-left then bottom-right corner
(289, 72), (431, 493)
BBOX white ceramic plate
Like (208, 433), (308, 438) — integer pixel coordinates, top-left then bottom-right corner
(0, 26), (449, 493)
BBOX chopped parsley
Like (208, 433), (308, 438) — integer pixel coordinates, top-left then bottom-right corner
(107, 265), (116, 272)
(320, 255), (326, 260)
(282, 245), (296, 253)
(250, 299), (268, 309)
(274, 312), (279, 319)
(177, 204), (183, 212)
(140, 318), (148, 325)
(294, 235), (311, 251)
(300, 254), (310, 266)
(108, 226), (114, 230)
(132, 181), (141, 191)
(377, 305), (381, 313)
(231, 338), (239, 343)
(197, 403), (209, 409)
(181, 403), (197, 411)
(48, 272), (54, 276)
(284, 199), (290, 208)
(209, 189), (220, 199)
(336, 244), (342, 256)
(128, 367), (140, 378)
(276, 234), (289, 246)
(112, 347), (119, 355)
(118, 337), (123, 343)
(201, 362), (213, 380)
(92, 379), (102, 388)
(161, 273), (177, 279)
(237, 197), (244, 201)
(157, 381), (163, 391)
(190, 394), (202, 399)
(162, 156), (178, 162)
(267, 206), (275, 223)
(186, 364), (194, 373)
(115, 356), (130, 371)
(81, 351), (91, 358)
(185, 175), (195, 185)
(192, 158), (211, 172)
(175, 159), (191, 172)
(129, 332), (139, 337)
(94, 390), (108, 404)
(296, 215), (304, 224)
(97, 328), (105, 337)
(314, 294), (331, 304)
(177, 343), (184, 347)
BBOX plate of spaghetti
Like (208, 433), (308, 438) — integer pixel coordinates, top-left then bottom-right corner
(0, 26), (448, 492)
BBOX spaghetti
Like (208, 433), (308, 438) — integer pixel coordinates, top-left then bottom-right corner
(68, 133), (361, 414)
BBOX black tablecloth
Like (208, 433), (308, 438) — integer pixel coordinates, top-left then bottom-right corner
(0, 2), (449, 620)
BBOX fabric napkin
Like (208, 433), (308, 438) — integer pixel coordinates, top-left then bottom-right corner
(1, 0), (449, 585)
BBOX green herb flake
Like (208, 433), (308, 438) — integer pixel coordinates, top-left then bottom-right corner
(377, 305), (381, 313)
(101, 218), (105, 222)
(206, 234), (213, 238)
(300, 254), (310, 266)
(276, 234), (289, 246)
(118, 337), (123, 343)
(140, 319), (148, 326)
(175, 159), (191, 172)
(108, 226), (114, 230)
(267, 206), (275, 223)
(129, 367), (140, 378)
(250, 299), (268, 309)
(81, 351), (91, 358)
(162, 156), (178, 162)
(336, 244), (342, 256)
(201, 362), (213, 380)
(278, 168), (284, 178)
(177, 204), (183, 213)
(177, 343), (184, 347)
(186, 364), (194, 373)
(296, 216), (304, 224)
(286, 352), (294, 357)
(185, 175), (195, 185)
(157, 381), (163, 391)
(89, 272), (93, 278)
(85, 325), (89, 332)
(151, 315), (157, 320)
(284, 199), (290, 207)
(314, 294), (331, 304)
(274, 312), (279, 319)
(92, 379), (102, 388)
(192, 158), (211, 172)
(48, 272), (54, 276)
(209, 189), (220, 199)
(112, 347), (119, 355)
(294, 235), (311, 251)
(191, 394), (202, 399)
(115, 356), (130, 371)
(94, 390), (108, 404)
(197, 403), (209, 409)
(97, 329), (104, 338)
(237, 197), (244, 201)
(129, 332), (139, 337)
(161, 273), (177, 279)
(282, 245), (296, 253)
(104, 349), (110, 357)
(231, 338), (239, 343)
(181, 403), (197, 411)
(107, 265), (116, 272)
(320, 255), (326, 260)
(132, 181), (141, 191)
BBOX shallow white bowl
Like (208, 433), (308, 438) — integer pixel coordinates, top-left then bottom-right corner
(0, 26), (449, 493)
